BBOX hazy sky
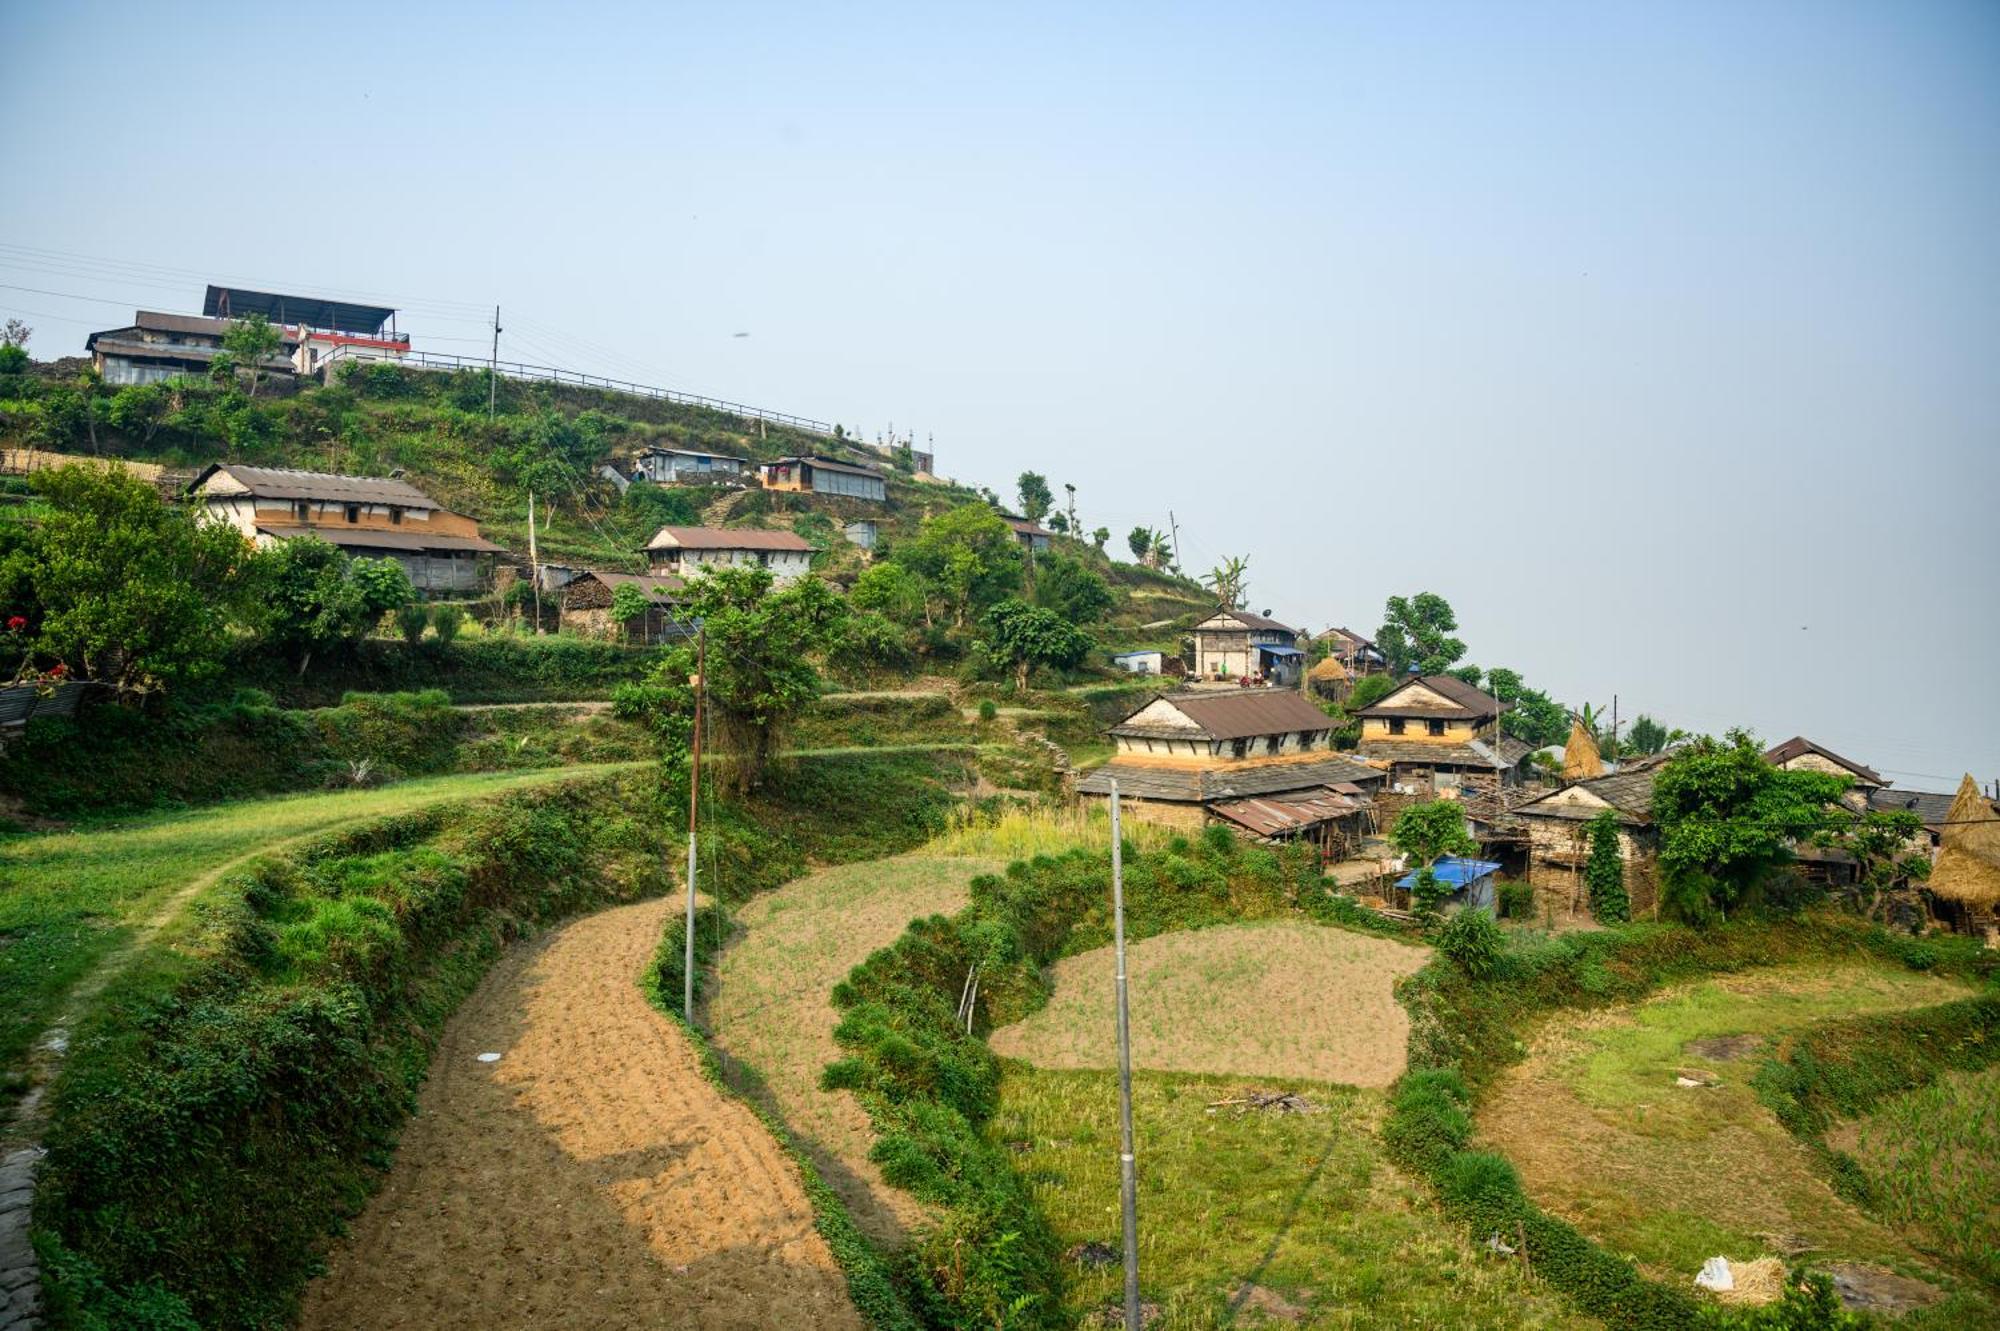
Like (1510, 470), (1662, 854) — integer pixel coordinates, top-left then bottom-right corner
(4, 2), (1995, 788)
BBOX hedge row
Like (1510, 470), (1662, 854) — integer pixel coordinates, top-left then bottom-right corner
(228, 634), (662, 708)
(825, 827), (1326, 1329)
(33, 771), (669, 1330)
(1387, 914), (1996, 1329)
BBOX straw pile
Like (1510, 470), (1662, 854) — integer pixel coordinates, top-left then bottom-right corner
(1929, 774), (2000, 910)
(1713, 1257), (1787, 1306)
(1563, 718), (1604, 780)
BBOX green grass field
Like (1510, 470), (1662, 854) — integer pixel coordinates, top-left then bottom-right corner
(993, 1066), (1590, 1329)
(0, 762), (639, 1093)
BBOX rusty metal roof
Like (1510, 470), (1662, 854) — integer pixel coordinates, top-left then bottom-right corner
(1209, 790), (1366, 838)
(572, 570), (686, 598)
(1109, 689), (1333, 741)
(1076, 754), (1384, 801)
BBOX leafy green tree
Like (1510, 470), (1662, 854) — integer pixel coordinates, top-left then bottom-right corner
(850, 561), (930, 627)
(621, 479), (704, 541)
(430, 603), (464, 646)
(1485, 667), (1569, 748)
(349, 557), (414, 622)
(107, 383), (173, 444)
(1376, 592), (1465, 677)
(829, 610), (914, 675)
(395, 602), (430, 647)
(892, 503), (1023, 627)
(1623, 715), (1688, 756)
(1391, 799), (1478, 921)
(1818, 808), (1930, 920)
(1126, 526), (1152, 562)
(1446, 664), (1483, 686)
(222, 314), (283, 398)
(1202, 555), (1249, 609)
(21, 464), (250, 697)
(983, 598), (1094, 690)
(1585, 810), (1630, 923)
(251, 538), (370, 674)
(1652, 730), (1849, 925)
(1033, 553), (1114, 624)
(1046, 512), (1069, 535)
(1090, 526), (1109, 552)
(610, 582), (651, 639)
(0, 343), (26, 375)
(1016, 471), (1053, 524)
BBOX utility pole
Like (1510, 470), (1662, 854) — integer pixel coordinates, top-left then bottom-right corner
(526, 490), (542, 633)
(684, 623), (708, 1023)
(1065, 483), (1078, 537)
(1166, 509), (1181, 575)
(488, 304), (502, 419)
(1611, 693), (1619, 764)
(1109, 781), (1141, 1330)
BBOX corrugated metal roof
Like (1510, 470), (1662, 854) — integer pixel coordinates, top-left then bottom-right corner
(1209, 790), (1365, 837)
(644, 525), (814, 552)
(1201, 608), (1295, 633)
(1110, 689), (1334, 741)
(765, 455), (885, 480)
(1077, 754), (1385, 801)
(198, 464), (438, 508)
(256, 524), (503, 554)
(1355, 674), (1503, 721)
(205, 285), (394, 335)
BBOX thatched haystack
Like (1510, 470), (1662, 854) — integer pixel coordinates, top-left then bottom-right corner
(1563, 718), (1604, 780)
(1307, 655), (1350, 699)
(1929, 774), (2000, 914)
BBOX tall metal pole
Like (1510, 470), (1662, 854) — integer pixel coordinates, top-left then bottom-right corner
(488, 304), (501, 419)
(684, 623), (707, 1023)
(1110, 781), (1141, 1330)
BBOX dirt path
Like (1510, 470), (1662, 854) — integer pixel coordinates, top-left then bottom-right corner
(298, 896), (861, 1331)
(711, 852), (1001, 1247)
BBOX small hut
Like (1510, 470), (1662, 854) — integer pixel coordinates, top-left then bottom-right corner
(1562, 718), (1604, 780)
(1928, 773), (2000, 945)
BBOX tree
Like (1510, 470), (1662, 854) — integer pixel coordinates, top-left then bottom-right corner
(0, 343), (25, 376)
(1575, 702), (1615, 758)
(23, 464), (251, 697)
(1376, 592), (1465, 677)
(1016, 472), (1053, 524)
(1818, 808), (1930, 920)
(1090, 526), (1109, 552)
(1033, 553), (1114, 624)
(1624, 715), (1689, 756)
(892, 503), (1023, 627)
(610, 583), (651, 640)
(1652, 730), (1849, 925)
(1486, 667), (1569, 749)
(430, 603), (464, 646)
(1127, 527), (1152, 562)
(1202, 555), (1249, 609)
(222, 314), (283, 398)
(983, 598), (1094, 691)
(1, 318), (29, 349)
(395, 602), (429, 647)
(1390, 799), (1478, 921)
(850, 561), (929, 627)
(350, 556), (414, 622)
(1585, 810), (1630, 923)
(1046, 512), (1069, 535)
(250, 540), (407, 674)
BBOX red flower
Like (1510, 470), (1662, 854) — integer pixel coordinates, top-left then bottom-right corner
(5, 616), (23, 632)
(48, 663), (66, 678)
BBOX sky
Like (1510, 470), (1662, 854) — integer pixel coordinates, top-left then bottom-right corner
(3, 1), (1995, 788)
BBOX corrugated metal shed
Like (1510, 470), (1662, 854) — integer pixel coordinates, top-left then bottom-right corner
(1209, 790), (1364, 838)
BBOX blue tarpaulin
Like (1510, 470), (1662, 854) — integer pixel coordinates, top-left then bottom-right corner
(1257, 644), (1304, 657)
(1396, 857), (1502, 890)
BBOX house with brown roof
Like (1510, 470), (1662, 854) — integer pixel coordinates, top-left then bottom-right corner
(1077, 690), (1384, 853)
(88, 311), (299, 387)
(1509, 767), (1662, 902)
(1001, 514), (1054, 554)
(758, 455), (887, 502)
(188, 464), (502, 593)
(558, 571), (690, 644)
(1315, 626), (1388, 676)
(1191, 609), (1303, 685)
(1354, 675), (1536, 795)
(643, 526), (814, 584)
(1763, 736), (1885, 791)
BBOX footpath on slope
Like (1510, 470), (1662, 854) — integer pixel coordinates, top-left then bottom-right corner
(298, 895), (861, 1331)
(710, 852), (1000, 1247)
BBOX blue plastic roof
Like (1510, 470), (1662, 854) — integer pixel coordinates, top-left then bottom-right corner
(1396, 856), (1503, 890)
(1258, 644), (1304, 657)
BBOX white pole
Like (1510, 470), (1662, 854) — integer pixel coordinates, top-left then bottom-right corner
(1110, 781), (1141, 1329)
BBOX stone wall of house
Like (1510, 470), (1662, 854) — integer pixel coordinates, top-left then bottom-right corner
(1523, 817), (1659, 913)
(1081, 792), (1208, 832)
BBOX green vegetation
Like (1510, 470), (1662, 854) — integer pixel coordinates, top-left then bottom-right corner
(983, 598), (1094, 691)
(1376, 590), (1465, 677)
(995, 1067), (1588, 1329)
(231, 632), (659, 706)
(33, 770), (666, 1331)
(1587, 809), (1631, 924)
(1389, 798), (1477, 919)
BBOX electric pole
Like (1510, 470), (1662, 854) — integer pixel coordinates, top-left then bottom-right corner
(684, 624), (707, 1023)
(1110, 781), (1141, 1330)
(526, 490), (542, 633)
(1167, 509), (1181, 575)
(488, 304), (502, 419)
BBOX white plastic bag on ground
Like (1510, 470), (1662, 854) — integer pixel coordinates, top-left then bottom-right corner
(1695, 1256), (1734, 1292)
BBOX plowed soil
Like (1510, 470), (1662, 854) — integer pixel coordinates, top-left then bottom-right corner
(297, 896), (860, 1331)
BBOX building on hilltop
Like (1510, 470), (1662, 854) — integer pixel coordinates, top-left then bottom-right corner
(758, 455), (887, 502)
(1190, 609), (1303, 685)
(187, 463), (501, 593)
(87, 311), (298, 387)
(558, 571), (690, 644)
(1001, 514), (1053, 554)
(643, 526), (814, 584)
(1077, 690), (1384, 855)
(1354, 674), (1536, 796)
(86, 285), (407, 386)
(631, 448), (746, 486)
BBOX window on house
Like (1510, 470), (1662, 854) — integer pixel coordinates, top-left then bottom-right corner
(1427, 719), (1447, 737)
(1265, 735), (1281, 755)
(345, 504), (360, 523)
(1389, 718), (1407, 735)
(294, 500), (310, 522)
(390, 506), (404, 525)
(1232, 738), (1248, 759)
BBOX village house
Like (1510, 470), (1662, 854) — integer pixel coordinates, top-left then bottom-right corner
(1354, 674), (1536, 795)
(1076, 690), (1385, 855)
(758, 455), (887, 502)
(1111, 649), (1166, 675)
(1508, 766), (1661, 904)
(1002, 515), (1054, 554)
(187, 463), (501, 594)
(643, 526), (814, 583)
(87, 310), (297, 387)
(1190, 609), (1304, 685)
(631, 448), (745, 486)
(86, 286), (409, 387)
(557, 571), (689, 644)
(842, 520), (879, 551)
(1316, 626), (1388, 675)
(1764, 736), (1886, 797)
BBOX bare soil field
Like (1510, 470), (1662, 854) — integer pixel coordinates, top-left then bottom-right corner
(989, 919), (1430, 1088)
(297, 896), (860, 1331)
(710, 851), (1002, 1247)
(1477, 964), (1982, 1312)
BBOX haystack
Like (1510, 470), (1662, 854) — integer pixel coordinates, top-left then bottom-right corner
(1928, 774), (2000, 913)
(1308, 655), (1350, 683)
(1307, 655), (1350, 699)
(1563, 718), (1604, 780)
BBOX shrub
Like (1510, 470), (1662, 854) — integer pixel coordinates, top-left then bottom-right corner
(395, 602), (430, 646)
(1585, 810), (1630, 924)
(430, 603), (464, 646)
(1435, 907), (1505, 978)
(1498, 879), (1535, 920)
(977, 698), (998, 722)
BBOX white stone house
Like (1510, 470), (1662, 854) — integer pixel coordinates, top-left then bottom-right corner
(643, 526), (814, 584)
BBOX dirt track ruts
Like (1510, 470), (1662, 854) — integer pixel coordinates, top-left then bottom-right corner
(298, 895), (860, 1331)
